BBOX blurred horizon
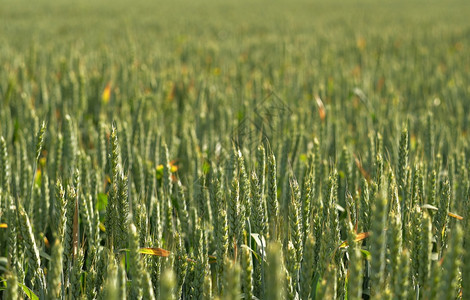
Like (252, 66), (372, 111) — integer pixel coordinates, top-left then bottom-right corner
(2, 0), (469, 51)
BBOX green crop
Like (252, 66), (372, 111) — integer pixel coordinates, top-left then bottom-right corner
(1, 0), (469, 299)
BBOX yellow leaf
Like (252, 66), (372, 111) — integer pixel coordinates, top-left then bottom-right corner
(43, 236), (50, 248)
(357, 37), (366, 50)
(0, 223), (8, 228)
(102, 82), (112, 104)
(208, 255), (217, 264)
(139, 247), (171, 257)
(338, 232), (369, 248)
(354, 154), (370, 182)
(355, 232), (370, 242)
(448, 212), (463, 220)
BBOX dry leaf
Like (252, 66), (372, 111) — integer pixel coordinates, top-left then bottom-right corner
(448, 212), (463, 220)
(315, 95), (326, 121)
(139, 247), (171, 257)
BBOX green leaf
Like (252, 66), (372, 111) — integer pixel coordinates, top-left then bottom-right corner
(360, 249), (371, 260)
(97, 193), (108, 211)
(240, 244), (260, 262)
(34, 170), (42, 187)
(202, 161), (211, 174)
(18, 283), (39, 300)
(40, 250), (52, 261)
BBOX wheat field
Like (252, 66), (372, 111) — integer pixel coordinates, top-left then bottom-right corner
(1, 0), (470, 299)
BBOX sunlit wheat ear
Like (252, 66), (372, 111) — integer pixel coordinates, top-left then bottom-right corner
(203, 265), (212, 299)
(393, 250), (410, 299)
(161, 142), (172, 194)
(348, 247), (364, 300)
(19, 139), (31, 201)
(299, 234), (315, 299)
(39, 171), (49, 234)
(323, 170), (340, 256)
(47, 239), (63, 299)
(142, 268), (157, 300)
(359, 178), (370, 233)
(116, 175), (129, 250)
(54, 179), (66, 241)
(237, 149), (251, 220)
(214, 184), (229, 293)
(339, 145), (352, 204)
(110, 124), (122, 182)
(267, 152), (279, 240)
(418, 212), (432, 292)
(117, 260), (127, 299)
(264, 241), (284, 300)
(6, 197), (19, 279)
(369, 187), (387, 298)
(150, 250), (161, 298)
(437, 224), (463, 299)
(94, 247), (110, 296)
(121, 122), (132, 174)
(316, 263), (337, 300)
(250, 170), (265, 298)
(63, 114), (77, 179)
(192, 223), (210, 300)
(18, 205), (46, 292)
(222, 257), (241, 300)
(241, 243), (253, 300)
(98, 122), (108, 172)
(0, 136), (11, 193)
(462, 213), (470, 300)
(256, 144), (266, 197)
(387, 210), (402, 292)
(35, 121), (46, 162)
(228, 177), (243, 255)
(284, 241), (298, 300)
(175, 233), (188, 299)
(51, 132), (63, 189)
(398, 125), (409, 196)
(251, 171), (265, 237)
(128, 223), (144, 299)
(435, 178), (451, 257)
(5, 271), (19, 299)
(71, 248), (84, 299)
(62, 184), (77, 285)
(289, 175), (302, 264)
(102, 255), (118, 300)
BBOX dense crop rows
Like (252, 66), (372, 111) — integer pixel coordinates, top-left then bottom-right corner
(1, 0), (470, 299)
